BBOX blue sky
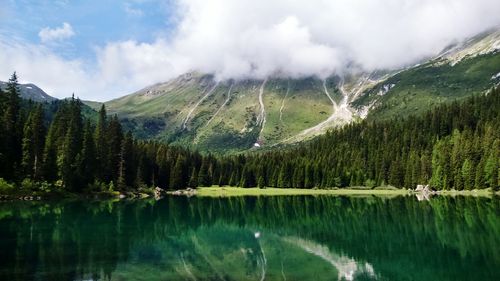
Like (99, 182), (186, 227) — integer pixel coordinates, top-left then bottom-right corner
(0, 0), (498, 101)
(1, 0), (176, 62)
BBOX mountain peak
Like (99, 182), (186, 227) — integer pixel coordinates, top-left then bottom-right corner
(0, 81), (57, 103)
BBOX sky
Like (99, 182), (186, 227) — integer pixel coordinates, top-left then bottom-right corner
(1, 0), (499, 101)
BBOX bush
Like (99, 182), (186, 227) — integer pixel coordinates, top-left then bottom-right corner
(54, 180), (64, 190)
(0, 178), (15, 194)
(86, 180), (108, 192)
(21, 178), (38, 191)
(108, 181), (115, 192)
(364, 179), (377, 189)
(38, 182), (53, 192)
(138, 186), (154, 195)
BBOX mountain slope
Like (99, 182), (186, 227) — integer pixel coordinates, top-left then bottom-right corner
(352, 51), (500, 120)
(104, 29), (500, 152)
(0, 81), (57, 103)
(105, 74), (347, 151)
(352, 29), (500, 120)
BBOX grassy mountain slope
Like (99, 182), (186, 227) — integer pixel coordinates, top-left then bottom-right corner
(352, 51), (500, 120)
(105, 74), (342, 152)
(352, 29), (500, 120)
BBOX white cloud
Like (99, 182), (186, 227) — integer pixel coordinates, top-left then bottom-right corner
(168, 0), (500, 76)
(96, 0), (500, 91)
(38, 22), (75, 43)
(0, 39), (97, 100)
(2, 0), (500, 101)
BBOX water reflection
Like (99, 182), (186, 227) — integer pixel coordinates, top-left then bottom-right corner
(0, 195), (498, 280)
(284, 236), (377, 280)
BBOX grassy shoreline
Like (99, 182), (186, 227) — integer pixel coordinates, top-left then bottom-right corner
(197, 187), (407, 197)
(194, 187), (497, 197)
(1, 187), (496, 201)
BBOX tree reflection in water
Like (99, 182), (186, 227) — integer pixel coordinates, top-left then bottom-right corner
(0, 195), (498, 280)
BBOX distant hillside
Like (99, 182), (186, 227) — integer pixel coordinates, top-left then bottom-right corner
(0, 81), (57, 103)
(81, 100), (103, 110)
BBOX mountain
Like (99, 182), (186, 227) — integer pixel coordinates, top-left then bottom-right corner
(0, 81), (57, 103)
(352, 29), (500, 121)
(102, 29), (500, 152)
(103, 75), (350, 152)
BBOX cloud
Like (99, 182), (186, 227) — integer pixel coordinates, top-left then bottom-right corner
(168, 0), (500, 76)
(2, 0), (500, 101)
(38, 22), (75, 43)
(97, 0), (500, 86)
(0, 38), (97, 99)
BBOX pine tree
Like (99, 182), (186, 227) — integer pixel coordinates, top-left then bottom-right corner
(59, 97), (84, 191)
(484, 150), (498, 189)
(134, 154), (147, 188)
(461, 159), (473, 190)
(78, 120), (96, 188)
(21, 104), (45, 179)
(304, 164), (313, 188)
(170, 155), (187, 189)
(430, 140), (447, 190)
(42, 134), (59, 182)
(188, 168), (198, 188)
(60, 124), (80, 191)
(117, 132), (134, 190)
(277, 163), (291, 188)
(474, 158), (486, 189)
(388, 159), (403, 187)
(257, 175), (265, 189)
(239, 165), (255, 188)
(95, 104), (108, 182)
(106, 115), (123, 183)
(228, 169), (239, 187)
(1, 72), (21, 180)
(198, 157), (211, 187)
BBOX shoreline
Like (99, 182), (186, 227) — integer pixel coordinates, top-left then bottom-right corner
(192, 187), (498, 197)
(0, 190), (153, 202)
(1, 187), (497, 201)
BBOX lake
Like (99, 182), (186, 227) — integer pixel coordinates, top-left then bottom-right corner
(0, 195), (498, 280)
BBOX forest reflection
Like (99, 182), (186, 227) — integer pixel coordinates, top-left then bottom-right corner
(0, 195), (498, 281)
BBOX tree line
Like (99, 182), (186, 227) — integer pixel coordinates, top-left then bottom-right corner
(0, 72), (498, 192)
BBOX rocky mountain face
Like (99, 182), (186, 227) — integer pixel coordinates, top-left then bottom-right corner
(98, 29), (500, 152)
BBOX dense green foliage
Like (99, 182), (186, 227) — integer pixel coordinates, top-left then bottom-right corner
(1, 72), (498, 192)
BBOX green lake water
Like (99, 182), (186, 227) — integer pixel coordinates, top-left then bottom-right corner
(0, 195), (498, 280)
